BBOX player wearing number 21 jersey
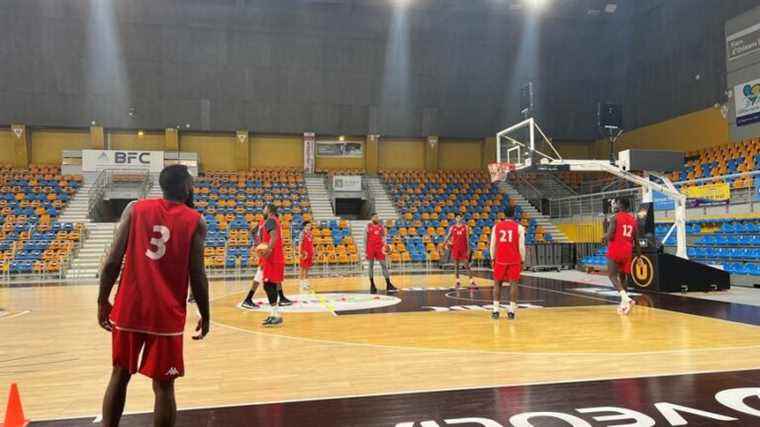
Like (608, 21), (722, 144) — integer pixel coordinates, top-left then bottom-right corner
(489, 207), (525, 320)
(98, 164), (210, 427)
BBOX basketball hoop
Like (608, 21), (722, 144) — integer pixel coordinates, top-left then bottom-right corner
(488, 162), (515, 183)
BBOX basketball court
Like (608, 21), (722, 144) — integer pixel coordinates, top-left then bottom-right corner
(4, 270), (760, 426)
(2, 1), (760, 426)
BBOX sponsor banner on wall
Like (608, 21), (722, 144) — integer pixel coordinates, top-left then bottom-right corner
(304, 132), (315, 173)
(734, 78), (760, 126)
(683, 182), (731, 207)
(82, 150), (164, 173)
(332, 175), (362, 192)
(727, 22), (760, 61)
(316, 140), (363, 158)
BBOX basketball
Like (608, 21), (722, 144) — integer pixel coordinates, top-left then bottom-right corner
(255, 243), (270, 257)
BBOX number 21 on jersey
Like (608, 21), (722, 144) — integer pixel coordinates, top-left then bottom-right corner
(499, 229), (513, 243)
(146, 225), (171, 260)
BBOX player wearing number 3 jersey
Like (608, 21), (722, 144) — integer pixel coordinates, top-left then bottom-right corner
(604, 197), (639, 316)
(490, 206), (525, 320)
(98, 165), (210, 427)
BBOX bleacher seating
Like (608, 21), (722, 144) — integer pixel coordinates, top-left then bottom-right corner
(665, 138), (760, 190)
(193, 168), (358, 269)
(380, 169), (551, 264)
(511, 171), (609, 192)
(0, 165), (83, 276)
(581, 217), (760, 276)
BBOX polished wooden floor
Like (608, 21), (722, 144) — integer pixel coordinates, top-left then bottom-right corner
(3, 273), (760, 423)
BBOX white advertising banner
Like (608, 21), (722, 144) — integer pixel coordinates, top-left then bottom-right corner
(304, 132), (315, 173)
(734, 78), (760, 127)
(332, 175), (362, 192)
(82, 150), (164, 173)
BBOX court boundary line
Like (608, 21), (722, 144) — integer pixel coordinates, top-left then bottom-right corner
(0, 310), (30, 320)
(207, 280), (760, 356)
(31, 365), (760, 423)
(211, 314), (760, 357)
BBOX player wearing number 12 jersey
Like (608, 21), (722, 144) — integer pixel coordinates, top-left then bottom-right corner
(98, 165), (210, 427)
(490, 206), (525, 320)
(605, 197), (639, 315)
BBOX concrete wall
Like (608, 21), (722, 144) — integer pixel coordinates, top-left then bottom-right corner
(0, 0), (609, 140)
(613, 0), (759, 131)
(727, 5), (760, 141)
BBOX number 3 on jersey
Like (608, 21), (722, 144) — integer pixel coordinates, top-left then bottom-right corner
(499, 229), (513, 243)
(146, 225), (170, 260)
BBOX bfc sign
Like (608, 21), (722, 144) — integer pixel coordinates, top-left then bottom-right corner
(82, 150), (164, 173)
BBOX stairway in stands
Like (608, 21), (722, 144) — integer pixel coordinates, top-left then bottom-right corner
(60, 194), (117, 279)
(59, 178), (163, 281)
(497, 180), (571, 243)
(305, 177), (339, 222)
(57, 180), (114, 279)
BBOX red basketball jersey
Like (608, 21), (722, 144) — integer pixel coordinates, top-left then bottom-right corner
(110, 199), (201, 335)
(260, 216), (284, 264)
(450, 224), (469, 248)
(366, 223), (385, 248)
(610, 212), (637, 247)
(300, 230), (314, 258)
(493, 219), (521, 265)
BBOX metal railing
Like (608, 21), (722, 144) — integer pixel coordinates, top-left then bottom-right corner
(88, 169), (109, 219)
(548, 170), (760, 219)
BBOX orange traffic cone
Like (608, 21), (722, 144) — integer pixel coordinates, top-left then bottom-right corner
(1, 383), (29, 427)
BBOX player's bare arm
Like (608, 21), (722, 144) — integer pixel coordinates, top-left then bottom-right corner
(489, 225), (497, 263)
(603, 215), (616, 246)
(264, 221), (279, 258)
(189, 217), (210, 340)
(97, 201), (135, 332)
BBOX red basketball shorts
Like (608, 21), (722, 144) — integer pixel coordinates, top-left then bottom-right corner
(263, 261), (285, 283)
(606, 244), (633, 274)
(366, 245), (385, 261)
(300, 254), (313, 269)
(451, 244), (469, 262)
(112, 328), (183, 381)
(493, 262), (521, 282)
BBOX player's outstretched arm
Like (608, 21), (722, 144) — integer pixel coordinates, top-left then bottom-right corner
(189, 218), (210, 340)
(518, 225), (526, 263)
(97, 201), (135, 332)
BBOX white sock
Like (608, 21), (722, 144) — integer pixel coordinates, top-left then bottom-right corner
(270, 304), (279, 317)
(509, 302), (517, 313)
(493, 301), (500, 312)
(620, 290), (630, 303)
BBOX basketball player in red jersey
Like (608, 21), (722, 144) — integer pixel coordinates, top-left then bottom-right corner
(444, 214), (477, 288)
(490, 206), (525, 320)
(97, 165), (209, 427)
(298, 220), (314, 293)
(604, 198), (639, 315)
(260, 204), (287, 326)
(366, 213), (396, 293)
(241, 218), (292, 309)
